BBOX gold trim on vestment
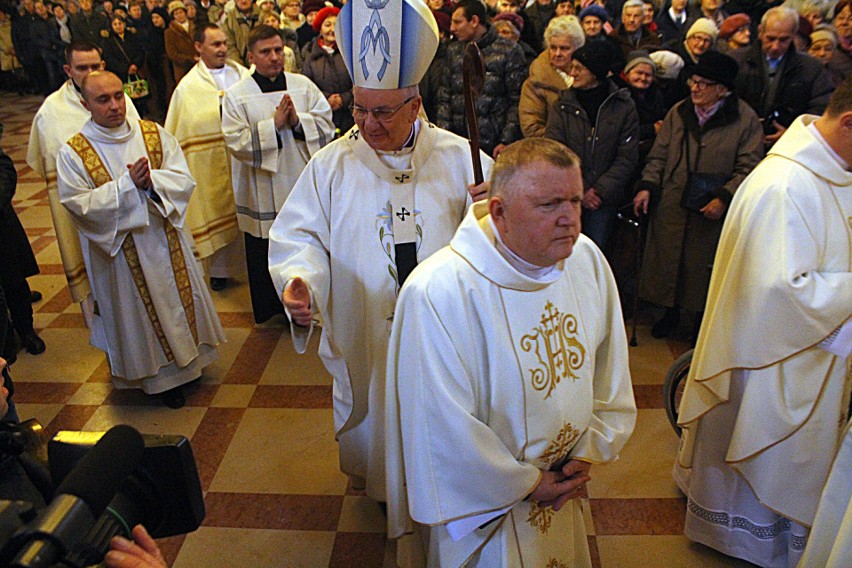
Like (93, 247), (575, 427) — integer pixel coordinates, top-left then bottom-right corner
(66, 123), (198, 361)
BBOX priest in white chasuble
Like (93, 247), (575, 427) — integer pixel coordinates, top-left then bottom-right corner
(165, 22), (251, 293)
(674, 78), (852, 568)
(222, 24), (334, 323)
(269, 0), (493, 503)
(56, 71), (226, 409)
(27, 40), (140, 327)
(385, 139), (636, 568)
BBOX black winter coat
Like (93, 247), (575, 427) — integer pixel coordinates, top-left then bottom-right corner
(0, 149), (38, 284)
(545, 80), (639, 206)
(436, 25), (528, 156)
(731, 42), (834, 127)
(301, 39), (354, 135)
(102, 31), (146, 79)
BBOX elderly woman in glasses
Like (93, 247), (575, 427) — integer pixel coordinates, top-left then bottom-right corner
(519, 15), (586, 138)
(633, 52), (763, 342)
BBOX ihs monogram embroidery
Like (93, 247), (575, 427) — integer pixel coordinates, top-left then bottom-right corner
(527, 501), (554, 534)
(539, 422), (582, 469)
(520, 302), (586, 398)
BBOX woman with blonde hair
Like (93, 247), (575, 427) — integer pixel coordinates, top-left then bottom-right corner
(519, 15), (585, 138)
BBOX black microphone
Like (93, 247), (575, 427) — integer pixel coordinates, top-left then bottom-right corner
(10, 425), (145, 568)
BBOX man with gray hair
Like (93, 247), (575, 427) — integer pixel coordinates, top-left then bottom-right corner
(385, 138), (636, 567)
(731, 5), (834, 147)
(609, 0), (660, 61)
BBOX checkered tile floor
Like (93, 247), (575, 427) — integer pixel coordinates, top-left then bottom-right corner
(2, 91), (756, 567)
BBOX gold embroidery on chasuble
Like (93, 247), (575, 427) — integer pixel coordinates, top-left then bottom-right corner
(527, 501), (555, 535)
(539, 422), (582, 470)
(66, 124), (197, 360)
(520, 301), (586, 398)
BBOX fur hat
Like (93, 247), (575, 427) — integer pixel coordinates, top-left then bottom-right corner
(686, 17), (718, 41)
(167, 0), (186, 15)
(687, 50), (739, 90)
(718, 13), (750, 39)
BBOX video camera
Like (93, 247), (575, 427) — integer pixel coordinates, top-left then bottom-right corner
(0, 424), (205, 567)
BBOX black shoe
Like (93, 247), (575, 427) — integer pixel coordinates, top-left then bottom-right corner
(161, 387), (186, 409)
(651, 308), (680, 339)
(210, 277), (228, 291)
(23, 331), (46, 355)
(30, 290), (43, 303)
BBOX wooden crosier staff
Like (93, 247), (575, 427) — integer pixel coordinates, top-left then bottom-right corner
(462, 42), (485, 185)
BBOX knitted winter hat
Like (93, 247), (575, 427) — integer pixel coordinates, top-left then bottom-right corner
(579, 4), (608, 23)
(649, 49), (684, 79)
(167, 0), (186, 15)
(810, 25), (838, 48)
(624, 49), (656, 74)
(686, 17), (718, 41)
(573, 41), (614, 80)
(493, 11), (524, 33)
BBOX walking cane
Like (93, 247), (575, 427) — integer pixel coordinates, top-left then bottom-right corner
(463, 43), (485, 184)
(617, 205), (643, 346)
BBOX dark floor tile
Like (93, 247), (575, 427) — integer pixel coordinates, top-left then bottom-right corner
(190, 407), (245, 491)
(224, 327), (282, 384)
(45, 405), (100, 439)
(328, 532), (386, 568)
(38, 263), (65, 275)
(156, 534), (186, 566)
(588, 535), (602, 568)
(633, 384), (665, 409)
(86, 359), (113, 383)
(37, 287), (73, 314)
(203, 492), (344, 531)
(29, 235), (55, 255)
(47, 313), (87, 328)
(217, 312), (257, 328)
(249, 385), (332, 409)
(590, 498), (686, 535)
(13, 382), (80, 404)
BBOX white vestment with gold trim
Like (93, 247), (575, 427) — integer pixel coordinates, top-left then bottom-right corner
(674, 116), (852, 568)
(164, 59), (250, 259)
(385, 202), (637, 567)
(56, 119), (225, 394)
(222, 71), (335, 238)
(27, 80), (139, 304)
(268, 121), (491, 501)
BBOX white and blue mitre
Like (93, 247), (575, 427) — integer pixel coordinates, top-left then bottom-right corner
(335, 0), (439, 89)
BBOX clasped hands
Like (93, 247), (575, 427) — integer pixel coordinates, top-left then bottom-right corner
(274, 93), (300, 130)
(127, 157), (152, 191)
(529, 459), (591, 511)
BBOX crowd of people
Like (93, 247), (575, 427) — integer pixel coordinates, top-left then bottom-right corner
(0, 0), (849, 566)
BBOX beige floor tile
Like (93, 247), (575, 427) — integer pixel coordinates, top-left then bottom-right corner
(596, 535), (757, 568)
(82, 405), (208, 438)
(65, 383), (114, 405)
(33, 240), (61, 265)
(29, 274), (76, 311)
(199, 327), (250, 384)
(14, 403), (64, 427)
(588, 409), (682, 499)
(210, 384), (257, 408)
(260, 332), (332, 386)
(208, 278), (253, 313)
(15, 205), (53, 229)
(209, 408), (348, 495)
(9, 328), (104, 383)
(32, 312), (59, 330)
(173, 527), (335, 568)
(628, 326), (676, 385)
(337, 495), (387, 533)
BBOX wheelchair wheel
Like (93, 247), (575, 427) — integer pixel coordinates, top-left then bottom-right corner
(663, 349), (693, 437)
